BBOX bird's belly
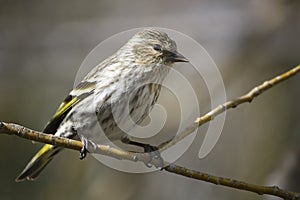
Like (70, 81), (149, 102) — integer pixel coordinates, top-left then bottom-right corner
(69, 83), (161, 145)
(98, 84), (160, 140)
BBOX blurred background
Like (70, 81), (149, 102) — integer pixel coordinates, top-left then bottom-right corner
(0, 0), (299, 200)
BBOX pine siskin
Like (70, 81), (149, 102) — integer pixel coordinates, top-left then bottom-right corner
(15, 28), (188, 182)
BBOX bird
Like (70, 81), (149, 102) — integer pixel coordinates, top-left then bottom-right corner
(15, 28), (188, 182)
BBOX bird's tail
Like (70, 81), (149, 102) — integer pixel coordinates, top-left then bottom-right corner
(15, 144), (61, 182)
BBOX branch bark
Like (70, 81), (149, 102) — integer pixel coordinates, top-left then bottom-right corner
(1, 64), (300, 200)
(161, 64), (300, 151)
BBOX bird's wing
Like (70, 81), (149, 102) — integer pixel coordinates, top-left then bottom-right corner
(43, 81), (96, 134)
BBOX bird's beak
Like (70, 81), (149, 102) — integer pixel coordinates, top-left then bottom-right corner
(166, 50), (189, 63)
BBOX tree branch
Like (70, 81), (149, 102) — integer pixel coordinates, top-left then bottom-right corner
(0, 121), (299, 200)
(1, 64), (300, 200)
(161, 64), (300, 151)
(164, 164), (300, 200)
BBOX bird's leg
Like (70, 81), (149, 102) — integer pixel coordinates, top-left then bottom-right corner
(121, 137), (158, 152)
(79, 137), (99, 159)
(80, 147), (87, 160)
(80, 138), (88, 160)
(121, 136), (164, 168)
(70, 127), (88, 160)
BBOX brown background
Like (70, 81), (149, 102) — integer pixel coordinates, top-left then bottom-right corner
(0, 1), (299, 200)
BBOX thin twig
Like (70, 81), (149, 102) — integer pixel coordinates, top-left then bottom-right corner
(160, 64), (300, 151)
(164, 164), (300, 200)
(1, 64), (300, 199)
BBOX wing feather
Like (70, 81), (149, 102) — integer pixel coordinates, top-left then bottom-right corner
(43, 81), (96, 134)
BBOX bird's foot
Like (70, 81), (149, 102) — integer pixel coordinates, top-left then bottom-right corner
(142, 144), (164, 169)
(80, 146), (87, 160)
(80, 137), (89, 159)
(79, 137), (98, 160)
(121, 136), (165, 168)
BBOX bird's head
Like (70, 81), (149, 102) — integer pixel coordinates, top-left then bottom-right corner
(124, 28), (188, 67)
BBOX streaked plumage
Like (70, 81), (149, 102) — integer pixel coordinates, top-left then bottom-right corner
(16, 28), (188, 182)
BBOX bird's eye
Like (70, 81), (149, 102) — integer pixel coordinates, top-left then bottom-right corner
(153, 44), (162, 52)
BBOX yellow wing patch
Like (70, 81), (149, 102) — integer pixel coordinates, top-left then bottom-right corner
(43, 95), (79, 134)
(34, 144), (52, 159)
(43, 81), (96, 134)
(52, 97), (79, 119)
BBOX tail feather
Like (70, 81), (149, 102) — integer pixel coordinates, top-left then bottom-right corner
(15, 78), (93, 182)
(15, 144), (61, 182)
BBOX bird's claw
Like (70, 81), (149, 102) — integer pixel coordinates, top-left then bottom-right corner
(120, 137), (165, 168)
(143, 144), (164, 169)
(80, 146), (87, 160)
(79, 138), (97, 160)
